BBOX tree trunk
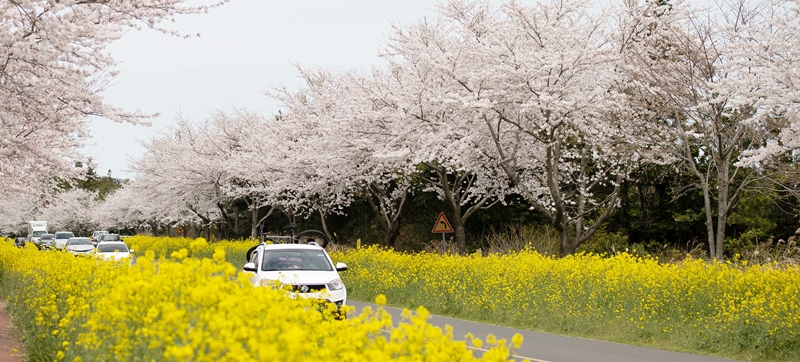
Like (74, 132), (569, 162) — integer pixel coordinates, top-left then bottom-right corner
(424, 162), (499, 255)
(251, 206), (275, 239)
(251, 207), (259, 238)
(489, 122), (624, 257)
(715, 157), (731, 260)
(432, 165), (465, 254)
(233, 210), (239, 238)
(452, 218), (466, 254)
(383, 222), (402, 248)
(364, 182), (409, 248)
(217, 203), (232, 239)
(559, 228), (573, 256)
(318, 209), (333, 242)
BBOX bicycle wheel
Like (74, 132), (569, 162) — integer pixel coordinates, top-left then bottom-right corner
(245, 244), (259, 263)
(296, 230), (329, 248)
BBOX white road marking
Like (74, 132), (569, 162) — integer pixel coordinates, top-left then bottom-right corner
(379, 328), (552, 362)
(465, 345), (551, 362)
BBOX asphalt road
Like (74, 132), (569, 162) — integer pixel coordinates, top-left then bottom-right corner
(347, 301), (741, 362)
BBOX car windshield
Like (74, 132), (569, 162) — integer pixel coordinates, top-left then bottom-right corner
(261, 249), (333, 271)
(40, 234), (53, 240)
(97, 243), (128, 253)
(67, 239), (92, 246)
(32, 231), (46, 237)
(55, 232), (74, 239)
(100, 234), (120, 241)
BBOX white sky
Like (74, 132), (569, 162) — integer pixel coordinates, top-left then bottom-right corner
(86, 0), (441, 179)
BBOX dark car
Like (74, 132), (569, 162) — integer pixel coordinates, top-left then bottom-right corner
(91, 230), (108, 245)
(97, 233), (121, 243)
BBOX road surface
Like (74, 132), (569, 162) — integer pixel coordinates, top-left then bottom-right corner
(348, 301), (740, 362)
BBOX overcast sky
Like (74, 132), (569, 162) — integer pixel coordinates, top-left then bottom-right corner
(86, 0), (441, 179)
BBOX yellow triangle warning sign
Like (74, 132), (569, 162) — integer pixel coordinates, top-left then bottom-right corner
(432, 212), (454, 233)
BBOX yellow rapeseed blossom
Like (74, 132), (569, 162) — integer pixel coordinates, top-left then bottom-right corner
(332, 245), (800, 359)
(0, 238), (517, 361)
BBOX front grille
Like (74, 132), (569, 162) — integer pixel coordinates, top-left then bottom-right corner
(291, 284), (326, 293)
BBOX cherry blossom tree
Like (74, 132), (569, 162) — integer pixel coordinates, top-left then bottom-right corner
(386, 0), (648, 255)
(219, 107), (333, 238)
(0, 193), (41, 235)
(620, 0), (799, 259)
(92, 183), (147, 232)
(729, 0), (800, 164)
(367, 60), (509, 253)
(269, 69), (391, 243)
(202, 109), (278, 238)
(333, 71), (419, 249)
(1, 0), (228, 200)
(273, 63), (507, 252)
(128, 118), (229, 238)
(39, 188), (99, 234)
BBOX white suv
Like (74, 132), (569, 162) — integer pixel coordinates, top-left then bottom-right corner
(243, 243), (348, 309)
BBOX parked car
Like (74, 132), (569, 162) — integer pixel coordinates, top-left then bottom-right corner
(53, 231), (75, 250)
(91, 231), (108, 245)
(39, 234), (55, 249)
(243, 243), (348, 310)
(95, 241), (133, 262)
(66, 237), (94, 256)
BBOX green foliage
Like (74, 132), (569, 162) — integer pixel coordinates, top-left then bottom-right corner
(481, 223), (560, 255)
(59, 160), (124, 200)
(576, 228), (630, 255)
(607, 164), (708, 251)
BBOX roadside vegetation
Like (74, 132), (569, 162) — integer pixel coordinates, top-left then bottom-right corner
(0, 236), (800, 361)
(336, 246), (800, 362)
(60, 236), (800, 361)
(0, 239), (520, 362)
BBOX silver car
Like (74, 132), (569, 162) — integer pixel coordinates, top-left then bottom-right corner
(66, 237), (94, 256)
(53, 231), (75, 250)
(38, 233), (55, 249)
(91, 230), (108, 245)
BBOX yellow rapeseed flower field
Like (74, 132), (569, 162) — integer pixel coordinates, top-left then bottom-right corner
(5, 235), (798, 361)
(331, 246), (800, 361)
(106, 236), (800, 359)
(0, 238), (519, 361)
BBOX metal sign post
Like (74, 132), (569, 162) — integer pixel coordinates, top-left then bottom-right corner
(431, 212), (454, 253)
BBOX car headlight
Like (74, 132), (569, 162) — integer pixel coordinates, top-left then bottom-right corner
(327, 278), (344, 291)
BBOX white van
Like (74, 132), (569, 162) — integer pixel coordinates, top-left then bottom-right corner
(27, 221), (48, 246)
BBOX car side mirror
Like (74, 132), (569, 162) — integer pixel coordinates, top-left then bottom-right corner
(243, 262), (257, 272)
(335, 262), (348, 272)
